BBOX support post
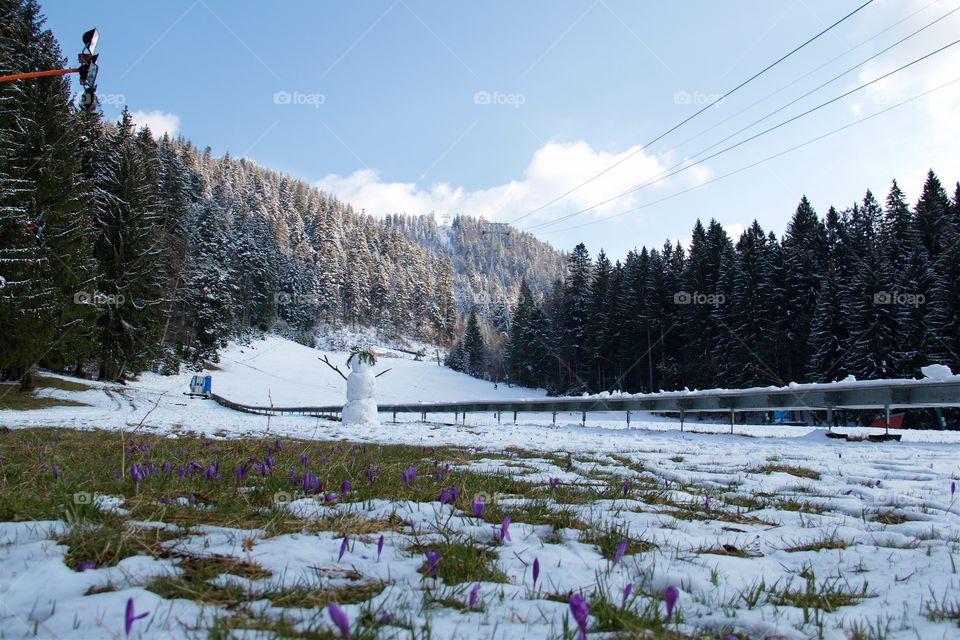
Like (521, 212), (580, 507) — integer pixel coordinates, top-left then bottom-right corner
(730, 408), (735, 434)
(884, 404), (891, 435)
(626, 410), (631, 428)
(513, 411), (517, 425)
(826, 406), (833, 433)
(455, 411), (458, 423)
(497, 411), (501, 425)
(680, 410), (685, 432)
(581, 411), (586, 427)
(552, 411), (557, 425)
(393, 411), (397, 423)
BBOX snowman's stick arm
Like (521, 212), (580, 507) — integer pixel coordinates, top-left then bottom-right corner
(319, 355), (349, 380)
(375, 368), (393, 378)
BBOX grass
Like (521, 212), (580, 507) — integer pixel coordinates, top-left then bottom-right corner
(785, 532), (851, 553)
(579, 521), (656, 560)
(751, 463), (821, 480)
(58, 515), (185, 568)
(766, 573), (872, 611)
(408, 538), (509, 585)
(0, 385), (89, 410)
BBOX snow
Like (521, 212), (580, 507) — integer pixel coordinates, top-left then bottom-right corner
(2, 335), (960, 638)
(341, 356), (379, 425)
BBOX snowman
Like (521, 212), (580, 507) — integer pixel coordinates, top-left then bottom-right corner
(340, 348), (379, 425)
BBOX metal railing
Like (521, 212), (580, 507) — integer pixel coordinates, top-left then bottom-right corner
(211, 378), (960, 430)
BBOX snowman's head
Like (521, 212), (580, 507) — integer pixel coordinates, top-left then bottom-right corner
(347, 348), (377, 369)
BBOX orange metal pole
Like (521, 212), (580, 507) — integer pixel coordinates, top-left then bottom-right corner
(0, 67), (80, 83)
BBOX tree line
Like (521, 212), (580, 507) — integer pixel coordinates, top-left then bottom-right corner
(453, 173), (960, 396)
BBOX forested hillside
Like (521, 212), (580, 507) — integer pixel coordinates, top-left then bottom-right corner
(499, 176), (960, 394)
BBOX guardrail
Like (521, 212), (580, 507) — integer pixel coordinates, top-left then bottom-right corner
(211, 378), (960, 431)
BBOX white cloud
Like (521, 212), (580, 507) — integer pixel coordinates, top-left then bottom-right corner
(316, 140), (712, 225)
(130, 110), (181, 138)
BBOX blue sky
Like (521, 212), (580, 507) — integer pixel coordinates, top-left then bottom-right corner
(41, 0), (960, 260)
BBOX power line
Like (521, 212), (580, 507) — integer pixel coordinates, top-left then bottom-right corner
(540, 75), (960, 236)
(672, 0), (954, 156)
(505, 0), (876, 225)
(522, 36), (960, 233)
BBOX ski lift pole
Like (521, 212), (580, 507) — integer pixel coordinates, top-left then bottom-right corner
(0, 67), (80, 83)
(0, 28), (99, 111)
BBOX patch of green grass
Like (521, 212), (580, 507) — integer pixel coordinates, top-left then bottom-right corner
(785, 532), (850, 553)
(870, 510), (909, 525)
(58, 515), (185, 568)
(33, 374), (95, 392)
(766, 573), (872, 611)
(579, 521), (656, 561)
(478, 498), (588, 531)
(775, 498), (827, 514)
(408, 538), (509, 585)
(751, 463), (821, 480)
(924, 590), (960, 624)
(0, 386), (89, 410)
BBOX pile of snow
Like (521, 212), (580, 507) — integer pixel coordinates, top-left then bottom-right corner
(921, 363), (954, 380)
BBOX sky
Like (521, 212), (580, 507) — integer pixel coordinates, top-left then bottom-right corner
(40, 0), (960, 260)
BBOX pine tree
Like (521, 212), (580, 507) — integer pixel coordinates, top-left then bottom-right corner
(92, 109), (167, 380)
(463, 310), (485, 377)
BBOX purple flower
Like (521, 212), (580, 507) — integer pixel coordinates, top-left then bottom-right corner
(439, 487), (452, 505)
(705, 495), (712, 511)
(324, 492), (339, 502)
(622, 480), (631, 496)
(875, 479), (881, 487)
(299, 452), (309, 466)
(664, 585), (679, 619)
(327, 601), (350, 639)
(74, 560), (96, 572)
(402, 467), (417, 487)
(377, 534), (384, 561)
(569, 594), (589, 639)
(532, 557), (540, 588)
(952, 481), (956, 497)
(622, 583), (633, 607)
(469, 583), (480, 608)
(425, 550), (441, 576)
(500, 516), (511, 542)
(341, 480), (351, 494)
(472, 495), (485, 518)
(273, 438), (283, 452)
(613, 538), (628, 566)
(339, 535), (349, 561)
(129, 464), (143, 485)
(450, 485), (459, 502)
(377, 612), (394, 624)
(366, 465), (375, 484)
(549, 477), (560, 489)
(124, 598), (149, 636)
(162, 461), (172, 474)
(52, 465), (60, 480)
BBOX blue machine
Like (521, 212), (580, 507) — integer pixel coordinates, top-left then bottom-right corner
(188, 375), (212, 397)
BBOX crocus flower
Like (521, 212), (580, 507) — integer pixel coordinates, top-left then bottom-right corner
(273, 438), (283, 452)
(469, 583), (480, 608)
(377, 612), (394, 624)
(613, 538), (628, 566)
(439, 487), (452, 505)
(366, 465), (375, 484)
(425, 550), (441, 576)
(622, 583), (633, 607)
(327, 601), (350, 639)
(500, 516), (511, 542)
(952, 481), (956, 497)
(129, 464), (143, 485)
(450, 485), (459, 502)
(472, 496), (485, 518)
(705, 495), (712, 511)
(340, 480), (351, 494)
(339, 535), (349, 561)
(377, 534), (384, 561)
(52, 465), (60, 480)
(532, 557), (540, 588)
(569, 594), (589, 640)
(549, 477), (560, 489)
(622, 480), (631, 496)
(74, 560), (96, 572)
(124, 598), (149, 636)
(664, 585), (679, 619)
(402, 467), (417, 487)
(875, 479), (881, 487)
(299, 452), (309, 466)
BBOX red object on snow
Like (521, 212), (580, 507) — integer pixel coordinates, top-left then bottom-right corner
(870, 413), (904, 428)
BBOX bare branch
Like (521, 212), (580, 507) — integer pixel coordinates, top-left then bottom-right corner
(319, 355), (349, 381)
(375, 368), (393, 378)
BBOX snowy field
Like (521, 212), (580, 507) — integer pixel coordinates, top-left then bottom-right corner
(1, 336), (959, 639)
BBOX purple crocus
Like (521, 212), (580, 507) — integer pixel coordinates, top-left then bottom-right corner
(952, 481), (956, 498)
(622, 480), (631, 496)
(377, 534), (384, 561)
(622, 583), (633, 607)
(339, 535), (349, 561)
(450, 485), (459, 502)
(425, 550), (441, 576)
(664, 585), (679, 619)
(340, 480), (351, 494)
(273, 438), (283, 452)
(705, 495), (712, 511)
(613, 538), (628, 566)
(500, 516), (511, 542)
(472, 495), (485, 518)
(366, 465), (375, 484)
(327, 601), (350, 640)
(469, 583), (480, 608)
(74, 560), (96, 572)
(532, 557), (540, 588)
(299, 452), (309, 466)
(129, 464), (143, 485)
(52, 464), (60, 480)
(402, 467), (417, 487)
(124, 598), (149, 636)
(549, 477), (560, 489)
(569, 593), (589, 640)
(439, 487), (452, 505)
